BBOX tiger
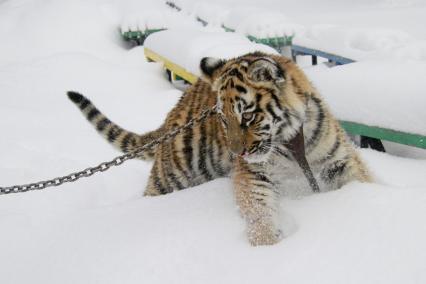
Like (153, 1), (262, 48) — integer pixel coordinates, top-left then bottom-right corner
(67, 51), (372, 246)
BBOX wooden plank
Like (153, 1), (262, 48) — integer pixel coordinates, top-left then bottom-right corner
(144, 47), (198, 84)
(341, 121), (426, 149)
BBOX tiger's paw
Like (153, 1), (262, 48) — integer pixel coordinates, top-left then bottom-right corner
(247, 220), (283, 246)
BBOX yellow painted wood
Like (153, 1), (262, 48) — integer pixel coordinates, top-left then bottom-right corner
(144, 47), (198, 84)
(171, 72), (178, 81)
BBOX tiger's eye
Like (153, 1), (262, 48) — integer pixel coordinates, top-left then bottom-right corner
(242, 112), (254, 121)
(235, 85), (247, 93)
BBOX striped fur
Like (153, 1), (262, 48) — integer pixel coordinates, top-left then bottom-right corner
(68, 52), (372, 246)
(67, 92), (164, 160)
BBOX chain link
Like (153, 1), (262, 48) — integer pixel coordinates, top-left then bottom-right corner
(0, 105), (217, 196)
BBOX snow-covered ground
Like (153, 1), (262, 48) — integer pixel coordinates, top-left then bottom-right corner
(1, 1), (426, 283)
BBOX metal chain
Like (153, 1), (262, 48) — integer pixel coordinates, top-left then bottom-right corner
(0, 105), (217, 196)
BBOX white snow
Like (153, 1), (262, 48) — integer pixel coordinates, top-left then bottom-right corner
(1, 0), (426, 283)
(192, 2), (230, 27)
(120, 9), (200, 33)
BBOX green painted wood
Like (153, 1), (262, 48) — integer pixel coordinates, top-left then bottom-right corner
(340, 121), (426, 149)
(122, 28), (166, 44)
(122, 31), (143, 40)
(221, 25), (235, 32)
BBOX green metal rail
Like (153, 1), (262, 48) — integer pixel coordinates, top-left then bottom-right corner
(341, 121), (426, 149)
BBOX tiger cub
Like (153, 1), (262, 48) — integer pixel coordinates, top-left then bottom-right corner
(68, 52), (371, 246)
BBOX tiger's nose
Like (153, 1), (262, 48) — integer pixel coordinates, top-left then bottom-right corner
(230, 147), (246, 156)
(229, 142), (246, 156)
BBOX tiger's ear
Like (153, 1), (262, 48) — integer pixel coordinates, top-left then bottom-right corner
(248, 58), (285, 85)
(200, 57), (225, 82)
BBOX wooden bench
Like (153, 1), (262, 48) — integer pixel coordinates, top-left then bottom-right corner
(125, 1), (294, 55)
(290, 45), (426, 151)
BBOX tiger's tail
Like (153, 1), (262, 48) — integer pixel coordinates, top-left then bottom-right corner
(67, 91), (163, 160)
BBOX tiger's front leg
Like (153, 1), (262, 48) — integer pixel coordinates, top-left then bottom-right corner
(233, 158), (282, 246)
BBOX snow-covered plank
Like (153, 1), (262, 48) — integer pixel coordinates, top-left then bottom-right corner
(120, 8), (201, 45)
(165, 1), (298, 52)
(144, 47), (198, 84)
(305, 61), (426, 140)
(221, 7), (302, 40)
(144, 29), (277, 78)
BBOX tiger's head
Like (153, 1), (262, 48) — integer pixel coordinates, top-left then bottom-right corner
(200, 52), (306, 163)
